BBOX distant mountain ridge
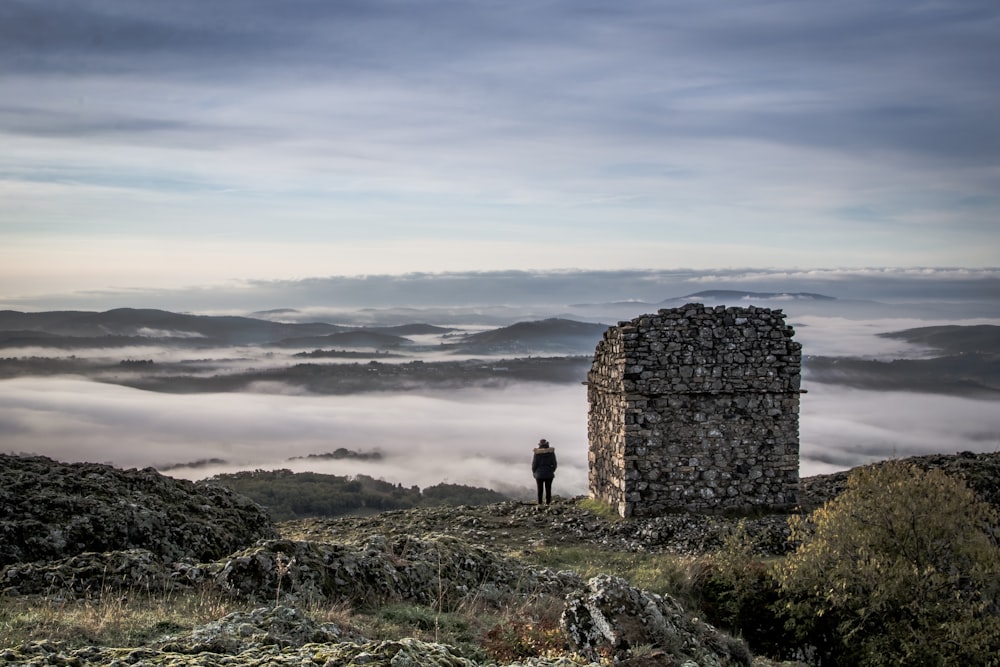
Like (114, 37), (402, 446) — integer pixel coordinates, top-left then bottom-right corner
(268, 331), (414, 349)
(0, 308), (345, 345)
(805, 324), (1000, 397)
(571, 290), (837, 309)
(0, 309), (466, 350)
(448, 318), (608, 354)
(879, 324), (1000, 355)
(674, 290), (837, 302)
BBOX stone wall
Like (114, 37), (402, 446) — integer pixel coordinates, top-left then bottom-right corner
(587, 303), (802, 517)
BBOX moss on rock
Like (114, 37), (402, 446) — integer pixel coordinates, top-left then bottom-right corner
(0, 454), (276, 567)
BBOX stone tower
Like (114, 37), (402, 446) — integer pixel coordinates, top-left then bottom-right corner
(587, 303), (801, 517)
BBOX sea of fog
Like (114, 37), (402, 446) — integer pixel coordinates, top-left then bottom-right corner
(2, 313), (999, 494)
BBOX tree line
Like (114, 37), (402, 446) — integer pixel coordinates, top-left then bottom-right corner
(204, 469), (511, 521)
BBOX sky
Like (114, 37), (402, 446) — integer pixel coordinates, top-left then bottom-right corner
(2, 0), (999, 304)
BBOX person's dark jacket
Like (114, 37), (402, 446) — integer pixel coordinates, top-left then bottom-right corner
(532, 447), (557, 480)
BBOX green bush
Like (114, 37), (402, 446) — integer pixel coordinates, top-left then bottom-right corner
(695, 522), (794, 660)
(776, 460), (1000, 666)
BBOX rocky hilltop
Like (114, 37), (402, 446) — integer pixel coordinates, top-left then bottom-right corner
(2, 451), (998, 666)
(0, 453), (277, 567)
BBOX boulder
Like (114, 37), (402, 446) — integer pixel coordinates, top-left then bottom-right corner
(155, 604), (344, 654)
(1, 548), (176, 597)
(213, 535), (581, 607)
(561, 574), (752, 666)
(2, 533), (581, 606)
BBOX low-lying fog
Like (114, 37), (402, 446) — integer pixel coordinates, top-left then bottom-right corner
(0, 378), (589, 497)
(2, 373), (998, 494)
(2, 308), (999, 493)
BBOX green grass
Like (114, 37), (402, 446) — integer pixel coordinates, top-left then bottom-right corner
(522, 544), (700, 605)
(576, 497), (622, 522)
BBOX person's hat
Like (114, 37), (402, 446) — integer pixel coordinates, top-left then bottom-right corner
(538, 438), (549, 446)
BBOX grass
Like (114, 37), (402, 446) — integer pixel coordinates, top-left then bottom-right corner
(1, 578), (579, 663)
(0, 496), (708, 661)
(0, 548), (704, 657)
(576, 497), (623, 522)
(343, 592), (570, 662)
(522, 544), (699, 603)
(0, 585), (247, 650)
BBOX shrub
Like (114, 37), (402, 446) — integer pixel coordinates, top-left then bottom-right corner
(776, 461), (1000, 666)
(481, 618), (565, 661)
(695, 522), (794, 660)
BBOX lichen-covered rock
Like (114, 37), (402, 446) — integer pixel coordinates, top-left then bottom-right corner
(213, 535), (581, 607)
(155, 604), (345, 654)
(282, 497), (795, 559)
(0, 454), (277, 567)
(0, 635), (608, 666)
(1, 548), (177, 597)
(561, 574), (752, 666)
(1, 533), (581, 605)
(0, 637), (480, 666)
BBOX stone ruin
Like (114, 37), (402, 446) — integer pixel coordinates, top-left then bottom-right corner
(587, 303), (802, 517)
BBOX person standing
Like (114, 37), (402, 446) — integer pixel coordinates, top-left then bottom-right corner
(531, 438), (557, 505)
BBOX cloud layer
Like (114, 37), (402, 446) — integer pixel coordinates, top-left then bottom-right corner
(0, 377), (590, 495)
(2, 2), (998, 294)
(3, 371), (997, 493)
(4, 267), (999, 316)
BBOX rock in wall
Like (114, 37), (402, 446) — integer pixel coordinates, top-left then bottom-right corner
(587, 303), (801, 517)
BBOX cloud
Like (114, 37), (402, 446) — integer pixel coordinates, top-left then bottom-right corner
(0, 377), (591, 495)
(793, 315), (1000, 358)
(1, 0), (997, 283)
(4, 353), (999, 497)
(799, 384), (1000, 476)
(5, 267), (999, 318)
(686, 267), (1000, 283)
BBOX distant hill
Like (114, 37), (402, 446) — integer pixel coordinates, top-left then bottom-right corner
(0, 330), (65, 345)
(0, 308), (472, 350)
(250, 308), (301, 317)
(269, 330), (414, 349)
(567, 292), (837, 315)
(367, 324), (457, 336)
(878, 324), (1000, 355)
(667, 290), (837, 303)
(450, 318), (608, 354)
(0, 308), (346, 345)
(0, 331), (174, 349)
(205, 469), (512, 520)
(804, 353), (1000, 397)
(805, 324), (1000, 397)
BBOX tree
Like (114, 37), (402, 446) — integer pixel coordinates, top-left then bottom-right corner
(776, 460), (1000, 666)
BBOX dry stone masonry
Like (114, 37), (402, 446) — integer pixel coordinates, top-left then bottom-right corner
(587, 303), (802, 517)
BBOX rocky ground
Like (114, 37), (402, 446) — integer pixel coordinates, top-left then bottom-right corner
(2, 450), (998, 666)
(0, 453), (277, 567)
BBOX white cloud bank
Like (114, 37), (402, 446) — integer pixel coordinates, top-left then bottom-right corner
(3, 374), (997, 493)
(0, 377), (590, 496)
(799, 384), (1000, 475)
